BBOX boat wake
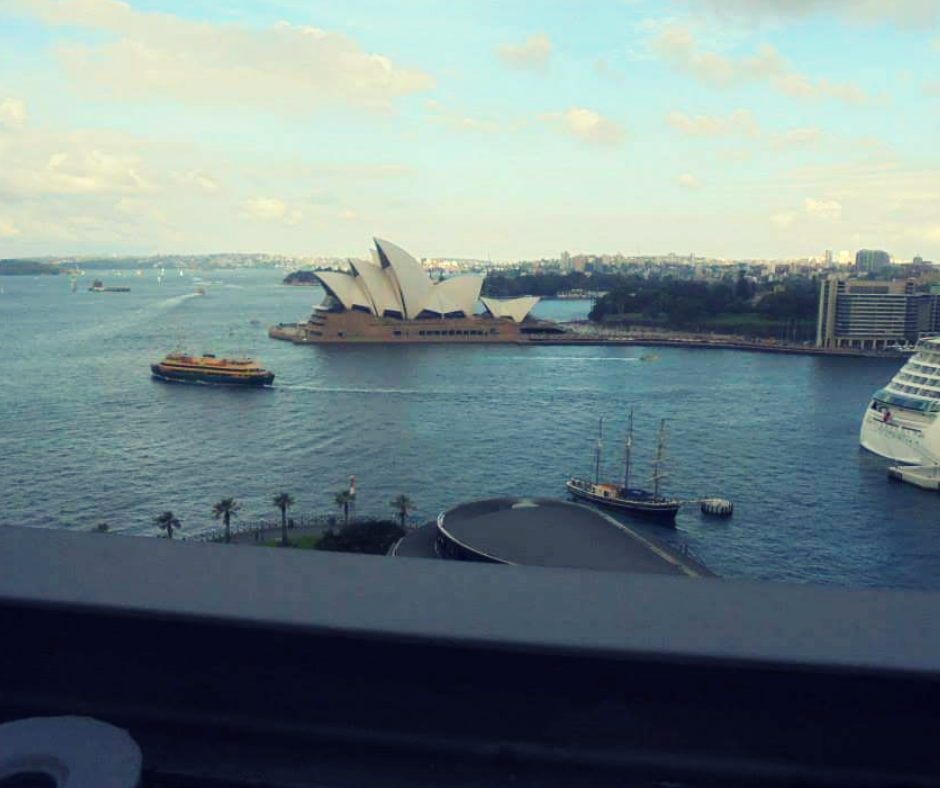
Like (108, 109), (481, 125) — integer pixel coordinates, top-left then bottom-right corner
(277, 385), (430, 395)
(508, 356), (640, 362)
(152, 292), (202, 309)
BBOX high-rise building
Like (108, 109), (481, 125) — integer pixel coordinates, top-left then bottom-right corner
(560, 251), (571, 272)
(855, 249), (891, 274)
(816, 275), (938, 349)
(824, 250), (833, 266)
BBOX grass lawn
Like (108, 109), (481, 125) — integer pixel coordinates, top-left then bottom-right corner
(261, 534), (323, 549)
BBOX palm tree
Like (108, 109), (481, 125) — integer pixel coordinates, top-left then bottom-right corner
(334, 490), (353, 526)
(272, 492), (294, 546)
(153, 511), (182, 540)
(212, 497), (241, 543)
(390, 494), (414, 529)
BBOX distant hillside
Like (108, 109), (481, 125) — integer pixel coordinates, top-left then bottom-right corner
(0, 260), (62, 276)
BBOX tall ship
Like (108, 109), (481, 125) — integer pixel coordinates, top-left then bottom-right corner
(269, 238), (566, 344)
(860, 336), (940, 464)
(151, 352), (274, 387)
(566, 413), (682, 521)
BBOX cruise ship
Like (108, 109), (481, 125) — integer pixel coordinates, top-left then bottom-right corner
(860, 336), (940, 464)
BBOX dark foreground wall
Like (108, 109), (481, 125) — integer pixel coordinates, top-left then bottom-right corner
(1, 526), (940, 787)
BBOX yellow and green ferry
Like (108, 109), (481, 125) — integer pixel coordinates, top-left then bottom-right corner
(151, 352), (274, 387)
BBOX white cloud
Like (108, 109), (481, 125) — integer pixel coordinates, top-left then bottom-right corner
(545, 108), (626, 147)
(771, 211), (797, 229)
(804, 197), (842, 220)
(594, 58), (626, 84)
(426, 103), (502, 134)
(11, 0), (435, 114)
(769, 127), (825, 150)
(650, 25), (872, 104)
(666, 108), (759, 137)
(338, 208), (358, 221)
(676, 173), (701, 189)
(497, 32), (552, 72)
(0, 98), (27, 129)
(677, 1), (940, 29)
(174, 169), (220, 193)
(2, 146), (155, 197)
(241, 196), (303, 225)
(923, 79), (940, 97)
(0, 217), (21, 237)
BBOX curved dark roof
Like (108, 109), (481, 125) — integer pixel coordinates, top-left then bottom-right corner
(397, 497), (713, 577)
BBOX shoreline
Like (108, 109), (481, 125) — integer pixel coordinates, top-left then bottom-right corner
(527, 332), (898, 358)
(269, 322), (900, 359)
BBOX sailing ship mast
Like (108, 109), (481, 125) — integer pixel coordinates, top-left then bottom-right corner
(650, 418), (668, 498)
(594, 417), (604, 484)
(621, 408), (633, 490)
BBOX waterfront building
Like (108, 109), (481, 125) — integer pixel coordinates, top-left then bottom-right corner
(855, 249), (891, 274)
(270, 238), (561, 344)
(816, 275), (940, 349)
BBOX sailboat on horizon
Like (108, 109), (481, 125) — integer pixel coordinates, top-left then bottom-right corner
(566, 410), (682, 521)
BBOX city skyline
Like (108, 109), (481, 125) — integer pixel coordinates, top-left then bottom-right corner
(2, 0), (940, 260)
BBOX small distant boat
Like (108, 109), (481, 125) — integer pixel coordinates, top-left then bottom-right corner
(194, 287), (206, 296)
(151, 351), (274, 387)
(88, 279), (130, 293)
(566, 411), (681, 520)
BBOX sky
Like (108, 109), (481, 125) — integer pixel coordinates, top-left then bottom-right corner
(2, 0), (940, 260)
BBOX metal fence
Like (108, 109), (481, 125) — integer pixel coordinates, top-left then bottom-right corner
(188, 512), (421, 543)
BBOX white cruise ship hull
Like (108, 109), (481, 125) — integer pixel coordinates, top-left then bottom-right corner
(859, 408), (940, 465)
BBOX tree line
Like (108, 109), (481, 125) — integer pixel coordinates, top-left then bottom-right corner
(589, 275), (819, 336)
(96, 492), (416, 552)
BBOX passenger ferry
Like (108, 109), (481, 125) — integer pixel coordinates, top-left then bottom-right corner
(860, 336), (940, 464)
(151, 352), (274, 387)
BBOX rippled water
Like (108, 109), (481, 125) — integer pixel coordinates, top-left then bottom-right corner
(1, 271), (935, 589)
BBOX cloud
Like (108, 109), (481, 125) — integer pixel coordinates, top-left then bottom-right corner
(10, 0), (435, 114)
(769, 127), (825, 149)
(0, 217), (21, 237)
(173, 169), (220, 193)
(666, 108), (759, 137)
(676, 173), (701, 189)
(338, 208), (358, 221)
(770, 211), (797, 228)
(426, 102), (502, 134)
(0, 98), (27, 129)
(676, 0), (940, 29)
(804, 197), (842, 220)
(2, 146), (155, 197)
(543, 108), (626, 147)
(650, 24), (872, 104)
(594, 58), (626, 84)
(241, 196), (303, 225)
(497, 32), (552, 72)
(923, 79), (940, 97)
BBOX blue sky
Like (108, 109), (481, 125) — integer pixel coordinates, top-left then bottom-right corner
(1, 0), (939, 260)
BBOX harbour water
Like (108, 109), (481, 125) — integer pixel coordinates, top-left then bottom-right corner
(1, 270), (936, 589)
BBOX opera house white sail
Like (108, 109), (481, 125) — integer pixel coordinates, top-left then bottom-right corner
(269, 238), (563, 344)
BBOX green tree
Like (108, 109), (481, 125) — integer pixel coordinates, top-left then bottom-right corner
(272, 492), (294, 547)
(212, 497), (241, 543)
(389, 494), (414, 528)
(153, 511), (182, 540)
(334, 490), (353, 526)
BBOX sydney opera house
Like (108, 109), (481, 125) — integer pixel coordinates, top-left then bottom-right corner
(269, 238), (566, 344)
